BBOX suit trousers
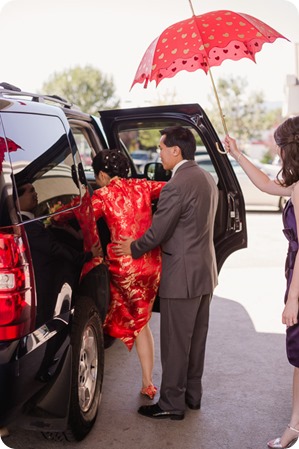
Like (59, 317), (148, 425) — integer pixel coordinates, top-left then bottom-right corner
(158, 294), (212, 413)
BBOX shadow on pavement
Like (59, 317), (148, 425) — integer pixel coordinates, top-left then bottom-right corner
(3, 296), (293, 449)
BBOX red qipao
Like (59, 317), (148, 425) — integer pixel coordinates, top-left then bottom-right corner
(92, 177), (165, 350)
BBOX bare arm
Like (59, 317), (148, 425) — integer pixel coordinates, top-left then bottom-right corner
(224, 135), (293, 197)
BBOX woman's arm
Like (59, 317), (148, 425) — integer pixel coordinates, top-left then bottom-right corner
(148, 180), (167, 200)
(224, 135), (293, 197)
(91, 194), (104, 221)
(283, 183), (299, 326)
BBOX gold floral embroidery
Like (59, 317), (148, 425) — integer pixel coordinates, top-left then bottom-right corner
(92, 178), (165, 350)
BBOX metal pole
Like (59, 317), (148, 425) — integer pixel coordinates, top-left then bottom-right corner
(207, 67), (228, 136)
(207, 67), (229, 154)
(188, 0), (196, 16)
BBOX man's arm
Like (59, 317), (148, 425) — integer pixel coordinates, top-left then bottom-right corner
(115, 182), (181, 258)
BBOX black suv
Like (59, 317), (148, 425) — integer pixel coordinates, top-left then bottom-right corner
(0, 84), (247, 441)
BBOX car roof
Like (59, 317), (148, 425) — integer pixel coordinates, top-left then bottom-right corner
(0, 83), (81, 119)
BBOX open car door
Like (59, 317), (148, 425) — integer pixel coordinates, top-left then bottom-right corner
(97, 103), (247, 272)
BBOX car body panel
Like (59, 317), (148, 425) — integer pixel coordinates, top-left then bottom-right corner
(0, 93), (109, 435)
(0, 88), (247, 436)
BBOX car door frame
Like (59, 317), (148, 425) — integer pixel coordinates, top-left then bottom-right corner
(97, 102), (247, 273)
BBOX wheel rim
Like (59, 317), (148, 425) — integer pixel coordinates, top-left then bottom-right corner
(78, 325), (98, 413)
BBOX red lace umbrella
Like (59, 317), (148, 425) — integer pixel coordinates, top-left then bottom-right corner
(131, 5), (289, 139)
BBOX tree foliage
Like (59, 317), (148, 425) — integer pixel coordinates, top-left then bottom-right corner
(206, 75), (281, 144)
(41, 65), (120, 114)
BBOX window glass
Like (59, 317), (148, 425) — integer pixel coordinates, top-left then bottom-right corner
(72, 128), (93, 171)
(0, 119), (14, 227)
(118, 122), (218, 183)
(0, 113), (81, 221)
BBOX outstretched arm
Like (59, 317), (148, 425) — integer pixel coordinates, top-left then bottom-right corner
(224, 135), (293, 197)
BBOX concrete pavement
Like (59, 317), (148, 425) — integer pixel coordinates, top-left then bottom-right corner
(3, 212), (295, 449)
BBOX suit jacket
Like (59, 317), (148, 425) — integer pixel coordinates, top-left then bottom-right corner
(131, 161), (219, 298)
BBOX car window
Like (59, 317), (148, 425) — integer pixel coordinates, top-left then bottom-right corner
(73, 131), (93, 170)
(0, 113), (81, 224)
(69, 120), (106, 174)
(118, 123), (218, 182)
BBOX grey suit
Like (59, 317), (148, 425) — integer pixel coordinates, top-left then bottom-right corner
(131, 160), (219, 412)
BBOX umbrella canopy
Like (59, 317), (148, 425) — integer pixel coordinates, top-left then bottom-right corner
(131, 9), (289, 139)
(131, 10), (289, 89)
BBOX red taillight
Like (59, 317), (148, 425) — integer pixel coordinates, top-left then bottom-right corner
(0, 228), (35, 340)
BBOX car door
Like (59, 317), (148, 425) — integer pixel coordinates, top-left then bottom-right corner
(97, 102), (247, 272)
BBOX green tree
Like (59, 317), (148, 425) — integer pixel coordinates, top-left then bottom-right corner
(41, 65), (120, 114)
(206, 75), (271, 145)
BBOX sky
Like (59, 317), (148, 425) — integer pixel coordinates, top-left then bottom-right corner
(0, 0), (298, 109)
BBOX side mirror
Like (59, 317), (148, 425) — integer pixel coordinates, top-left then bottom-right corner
(144, 162), (171, 181)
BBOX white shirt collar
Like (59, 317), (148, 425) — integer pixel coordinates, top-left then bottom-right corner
(171, 159), (188, 177)
(20, 210), (35, 220)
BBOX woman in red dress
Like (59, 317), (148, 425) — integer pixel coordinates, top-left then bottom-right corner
(92, 149), (165, 399)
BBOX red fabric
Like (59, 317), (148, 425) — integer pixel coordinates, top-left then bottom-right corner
(0, 137), (21, 174)
(51, 187), (103, 278)
(131, 10), (289, 88)
(92, 177), (166, 350)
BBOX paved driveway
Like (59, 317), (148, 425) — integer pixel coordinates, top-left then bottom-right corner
(2, 212), (292, 449)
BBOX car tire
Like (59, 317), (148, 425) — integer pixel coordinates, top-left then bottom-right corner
(66, 297), (104, 441)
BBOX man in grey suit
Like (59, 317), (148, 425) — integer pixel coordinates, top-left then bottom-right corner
(116, 126), (219, 420)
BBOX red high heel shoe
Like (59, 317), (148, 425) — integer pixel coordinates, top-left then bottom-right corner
(140, 385), (157, 400)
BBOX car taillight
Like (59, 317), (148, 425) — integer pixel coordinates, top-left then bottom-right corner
(0, 227), (35, 340)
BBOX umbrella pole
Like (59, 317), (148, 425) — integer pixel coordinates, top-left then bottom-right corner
(188, 0), (196, 15)
(207, 67), (229, 154)
(208, 67), (229, 134)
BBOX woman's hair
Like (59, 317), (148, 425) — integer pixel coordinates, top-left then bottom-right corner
(92, 149), (130, 179)
(274, 116), (299, 186)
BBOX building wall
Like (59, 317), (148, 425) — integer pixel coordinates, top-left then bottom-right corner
(283, 43), (299, 117)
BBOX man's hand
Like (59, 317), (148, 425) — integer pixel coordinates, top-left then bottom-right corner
(91, 242), (103, 258)
(114, 237), (134, 256)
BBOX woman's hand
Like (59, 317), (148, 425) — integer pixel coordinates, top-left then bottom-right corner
(224, 135), (243, 161)
(282, 297), (299, 327)
(91, 242), (103, 258)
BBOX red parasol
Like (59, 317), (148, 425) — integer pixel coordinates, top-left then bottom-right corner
(131, 4), (289, 141)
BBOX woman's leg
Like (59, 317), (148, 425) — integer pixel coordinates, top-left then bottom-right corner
(135, 323), (155, 388)
(280, 367), (299, 446)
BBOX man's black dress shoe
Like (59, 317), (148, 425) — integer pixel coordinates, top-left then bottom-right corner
(186, 401), (201, 410)
(138, 403), (184, 420)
